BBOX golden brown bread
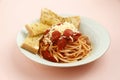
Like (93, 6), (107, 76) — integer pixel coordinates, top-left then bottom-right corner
(40, 8), (62, 26)
(25, 22), (50, 37)
(40, 8), (80, 29)
(25, 8), (80, 37)
(63, 16), (80, 29)
(21, 35), (42, 54)
(21, 8), (80, 54)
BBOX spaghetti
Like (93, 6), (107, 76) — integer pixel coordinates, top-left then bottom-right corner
(38, 22), (92, 63)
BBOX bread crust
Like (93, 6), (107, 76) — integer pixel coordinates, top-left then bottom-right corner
(21, 43), (38, 54)
(21, 35), (42, 54)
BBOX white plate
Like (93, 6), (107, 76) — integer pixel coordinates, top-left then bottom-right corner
(16, 16), (110, 67)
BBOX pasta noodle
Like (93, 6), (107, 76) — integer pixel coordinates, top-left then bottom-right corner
(38, 22), (92, 63)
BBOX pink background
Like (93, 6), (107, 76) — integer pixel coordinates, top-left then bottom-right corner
(0, 0), (120, 80)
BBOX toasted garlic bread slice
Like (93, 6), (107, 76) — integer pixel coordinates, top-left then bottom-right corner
(25, 22), (50, 37)
(63, 16), (80, 29)
(40, 8), (80, 29)
(40, 8), (62, 26)
(26, 8), (80, 37)
(21, 35), (42, 54)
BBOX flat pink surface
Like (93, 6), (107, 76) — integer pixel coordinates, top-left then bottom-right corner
(0, 0), (120, 80)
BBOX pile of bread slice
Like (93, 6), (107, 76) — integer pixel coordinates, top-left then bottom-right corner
(21, 8), (80, 54)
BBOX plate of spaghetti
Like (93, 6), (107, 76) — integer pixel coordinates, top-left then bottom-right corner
(17, 9), (110, 67)
(39, 22), (92, 63)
